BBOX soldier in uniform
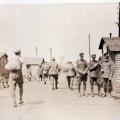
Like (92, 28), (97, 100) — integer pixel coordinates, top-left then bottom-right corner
(42, 61), (49, 85)
(101, 55), (114, 98)
(49, 57), (59, 90)
(5, 50), (24, 107)
(37, 65), (43, 82)
(76, 53), (88, 97)
(88, 54), (100, 97)
(66, 61), (76, 90)
(26, 65), (32, 81)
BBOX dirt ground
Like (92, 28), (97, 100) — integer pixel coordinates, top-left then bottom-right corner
(0, 73), (120, 120)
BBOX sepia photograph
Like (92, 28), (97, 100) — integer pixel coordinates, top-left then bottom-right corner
(0, 0), (120, 120)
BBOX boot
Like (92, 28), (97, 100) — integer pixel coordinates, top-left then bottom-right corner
(83, 90), (86, 96)
(107, 92), (112, 98)
(91, 92), (95, 97)
(104, 92), (107, 97)
(79, 91), (81, 97)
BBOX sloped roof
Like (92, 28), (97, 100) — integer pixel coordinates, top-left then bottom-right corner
(99, 37), (120, 51)
(23, 57), (44, 65)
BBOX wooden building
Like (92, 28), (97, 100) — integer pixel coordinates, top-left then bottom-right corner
(23, 57), (44, 78)
(99, 37), (120, 93)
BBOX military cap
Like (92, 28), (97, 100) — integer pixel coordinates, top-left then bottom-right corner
(68, 61), (72, 64)
(14, 49), (21, 54)
(79, 52), (84, 56)
(91, 54), (96, 57)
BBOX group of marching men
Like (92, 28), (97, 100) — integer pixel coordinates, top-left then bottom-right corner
(36, 52), (114, 98)
(5, 50), (114, 107)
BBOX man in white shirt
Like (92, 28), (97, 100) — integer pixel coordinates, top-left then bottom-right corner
(6, 50), (24, 107)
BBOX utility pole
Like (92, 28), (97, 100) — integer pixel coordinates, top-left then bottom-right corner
(88, 34), (91, 62)
(50, 48), (52, 60)
(35, 47), (38, 57)
(118, 3), (120, 37)
(117, 3), (120, 37)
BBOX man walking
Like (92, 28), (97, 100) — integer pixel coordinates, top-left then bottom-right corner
(76, 53), (88, 97)
(49, 57), (59, 90)
(42, 61), (49, 85)
(66, 61), (76, 90)
(37, 65), (43, 82)
(5, 50), (24, 107)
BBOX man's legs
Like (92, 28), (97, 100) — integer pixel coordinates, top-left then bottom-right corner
(18, 82), (24, 104)
(43, 74), (47, 84)
(107, 80), (112, 98)
(83, 81), (87, 96)
(55, 75), (58, 89)
(50, 75), (54, 90)
(78, 77), (81, 96)
(96, 78), (101, 96)
(103, 78), (108, 97)
(67, 76), (71, 89)
(70, 77), (74, 90)
(11, 82), (17, 107)
(90, 77), (94, 97)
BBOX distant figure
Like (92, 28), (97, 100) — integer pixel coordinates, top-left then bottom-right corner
(66, 61), (76, 90)
(42, 61), (49, 84)
(88, 54), (100, 97)
(76, 53), (88, 97)
(0, 72), (9, 88)
(101, 55), (114, 98)
(5, 50), (24, 107)
(26, 65), (32, 81)
(37, 65), (43, 82)
(49, 57), (59, 90)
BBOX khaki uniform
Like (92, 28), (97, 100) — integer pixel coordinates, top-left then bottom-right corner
(88, 60), (100, 96)
(49, 61), (59, 90)
(101, 61), (114, 94)
(76, 59), (88, 94)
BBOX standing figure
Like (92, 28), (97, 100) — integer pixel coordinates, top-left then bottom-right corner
(49, 57), (59, 90)
(76, 53), (88, 97)
(5, 50), (24, 107)
(26, 65), (32, 81)
(66, 61), (76, 90)
(37, 65), (43, 82)
(101, 55), (114, 98)
(42, 62), (49, 85)
(88, 54), (100, 97)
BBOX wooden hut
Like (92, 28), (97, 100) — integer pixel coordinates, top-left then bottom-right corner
(23, 57), (44, 78)
(99, 37), (120, 93)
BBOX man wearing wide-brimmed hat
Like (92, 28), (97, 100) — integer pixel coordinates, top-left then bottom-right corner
(76, 52), (88, 97)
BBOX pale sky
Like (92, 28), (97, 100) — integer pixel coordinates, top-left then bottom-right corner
(0, 3), (118, 62)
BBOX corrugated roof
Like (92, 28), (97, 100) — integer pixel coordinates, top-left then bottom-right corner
(99, 37), (120, 51)
(23, 57), (44, 65)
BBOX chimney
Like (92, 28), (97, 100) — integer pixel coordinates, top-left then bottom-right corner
(50, 48), (52, 60)
(35, 47), (38, 57)
(110, 33), (112, 38)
